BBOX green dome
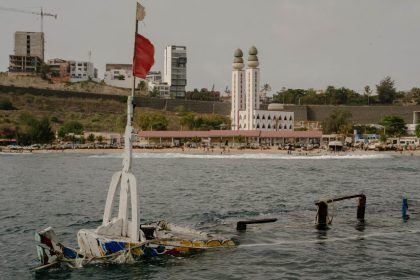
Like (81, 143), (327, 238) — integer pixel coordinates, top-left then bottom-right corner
(248, 55), (258, 61)
(234, 48), (243, 57)
(234, 57), (244, 63)
(248, 46), (258, 55)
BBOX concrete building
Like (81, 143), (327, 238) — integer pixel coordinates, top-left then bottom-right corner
(14, 31), (45, 60)
(103, 64), (138, 89)
(47, 59), (70, 82)
(231, 47), (294, 131)
(164, 45), (187, 98)
(146, 71), (170, 98)
(69, 61), (97, 82)
(9, 31), (45, 74)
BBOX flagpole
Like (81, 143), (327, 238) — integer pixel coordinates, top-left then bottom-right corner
(132, 17), (138, 99)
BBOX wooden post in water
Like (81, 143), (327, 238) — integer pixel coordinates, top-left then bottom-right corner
(357, 195), (366, 222)
(316, 201), (329, 228)
(315, 193), (366, 228)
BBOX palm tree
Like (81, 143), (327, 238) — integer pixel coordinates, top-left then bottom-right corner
(260, 83), (272, 102)
(364, 85), (372, 105)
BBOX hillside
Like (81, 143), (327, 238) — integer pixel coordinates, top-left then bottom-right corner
(0, 92), (183, 135)
(0, 72), (129, 95)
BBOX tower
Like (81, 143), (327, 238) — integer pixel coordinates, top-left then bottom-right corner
(246, 46), (260, 130)
(163, 45), (187, 98)
(231, 48), (245, 130)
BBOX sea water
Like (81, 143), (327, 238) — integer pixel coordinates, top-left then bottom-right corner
(0, 152), (419, 279)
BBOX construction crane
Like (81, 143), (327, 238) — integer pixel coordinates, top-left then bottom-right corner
(0, 6), (57, 33)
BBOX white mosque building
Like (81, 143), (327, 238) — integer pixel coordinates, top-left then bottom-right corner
(230, 47), (294, 131)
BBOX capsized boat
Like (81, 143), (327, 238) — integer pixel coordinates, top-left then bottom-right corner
(34, 3), (234, 270)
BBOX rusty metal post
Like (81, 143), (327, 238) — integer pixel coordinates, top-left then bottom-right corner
(316, 201), (328, 228)
(357, 195), (366, 222)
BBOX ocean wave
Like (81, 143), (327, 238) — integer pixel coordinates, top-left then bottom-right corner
(88, 153), (393, 160)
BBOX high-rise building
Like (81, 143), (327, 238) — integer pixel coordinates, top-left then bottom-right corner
(163, 45), (187, 98)
(231, 47), (294, 131)
(14, 31), (45, 60)
(9, 31), (45, 73)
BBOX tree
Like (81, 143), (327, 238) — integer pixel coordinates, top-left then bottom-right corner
(96, 135), (104, 143)
(138, 111), (168, 131)
(59, 121), (84, 138)
(37, 117), (55, 144)
(87, 133), (95, 142)
(15, 113), (54, 144)
(364, 85), (372, 105)
(322, 108), (353, 135)
(149, 88), (160, 97)
(416, 121), (420, 138)
(376, 76), (397, 104)
(380, 115), (406, 137)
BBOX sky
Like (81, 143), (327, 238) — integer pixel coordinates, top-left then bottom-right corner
(1, 0), (420, 94)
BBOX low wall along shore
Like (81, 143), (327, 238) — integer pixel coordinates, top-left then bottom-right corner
(1, 85), (419, 124)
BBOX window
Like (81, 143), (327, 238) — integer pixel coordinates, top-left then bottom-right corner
(256, 124), (260, 129)
(262, 124), (265, 129)
(268, 124), (271, 129)
(262, 115), (265, 120)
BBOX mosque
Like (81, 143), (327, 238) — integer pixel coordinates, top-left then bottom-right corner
(230, 47), (294, 131)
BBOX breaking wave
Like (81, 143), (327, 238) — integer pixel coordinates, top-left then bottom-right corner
(88, 152), (393, 160)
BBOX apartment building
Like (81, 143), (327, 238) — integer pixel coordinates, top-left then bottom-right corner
(163, 45), (187, 98)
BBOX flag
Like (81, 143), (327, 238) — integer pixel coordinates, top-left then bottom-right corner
(136, 2), (146, 21)
(133, 34), (154, 79)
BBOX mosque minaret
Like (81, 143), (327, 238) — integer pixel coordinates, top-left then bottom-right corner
(231, 48), (246, 131)
(231, 46), (294, 131)
(245, 46), (260, 129)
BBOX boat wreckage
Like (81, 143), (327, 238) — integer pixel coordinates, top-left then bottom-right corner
(35, 95), (235, 270)
(34, 4), (234, 270)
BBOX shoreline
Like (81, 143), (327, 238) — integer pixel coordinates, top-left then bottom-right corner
(2, 147), (419, 157)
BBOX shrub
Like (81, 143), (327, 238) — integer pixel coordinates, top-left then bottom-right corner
(0, 98), (14, 110)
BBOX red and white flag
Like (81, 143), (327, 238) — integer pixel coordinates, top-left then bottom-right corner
(133, 34), (155, 79)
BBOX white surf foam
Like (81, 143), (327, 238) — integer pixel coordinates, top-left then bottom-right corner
(88, 153), (393, 160)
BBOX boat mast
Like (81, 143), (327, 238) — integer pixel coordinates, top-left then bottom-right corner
(123, 7), (139, 173)
(100, 3), (141, 242)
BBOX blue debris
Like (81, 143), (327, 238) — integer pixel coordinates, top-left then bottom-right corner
(103, 241), (126, 254)
(63, 247), (78, 259)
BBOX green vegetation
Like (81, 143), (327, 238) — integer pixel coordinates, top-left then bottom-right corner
(415, 121), (420, 138)
(0, 98), (14, 110)
(148, 88), (160, 98)
(380, 115), (406, 137)
(180, 112), (230, 130)
(271, 76), (416, 105)
(138, 111), (168, 131)
(58, 120), (84, 138)
(322, 108), (353, 135)
(10, 113), (55, 145)
(376, 76), (397, 104)
(87, 133), (95, 142)
(185, 88), (220, 101)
